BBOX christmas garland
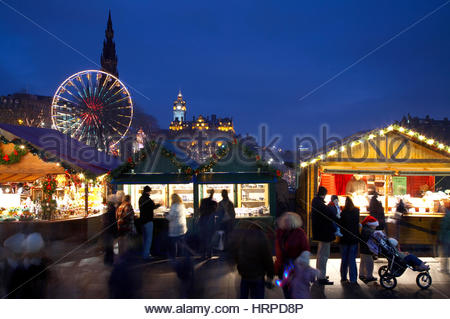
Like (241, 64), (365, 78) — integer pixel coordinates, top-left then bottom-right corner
(110, 139), (282, 179)
(0, 144), (28, 165)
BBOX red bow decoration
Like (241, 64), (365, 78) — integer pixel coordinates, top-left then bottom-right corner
(276, 169), (282, 177)
(13, 150), (18, 156)
(3, 154), (9, 161)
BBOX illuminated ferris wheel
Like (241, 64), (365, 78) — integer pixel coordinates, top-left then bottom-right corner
(51, 70), (133, 151)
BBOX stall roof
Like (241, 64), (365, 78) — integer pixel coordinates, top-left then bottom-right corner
(0, 123), (122, 176)
(300, 124), (450, 176)
(197, 144), (276, 183)
(112, 142), (194, 184)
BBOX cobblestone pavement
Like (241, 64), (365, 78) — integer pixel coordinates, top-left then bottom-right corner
(42, 244), (450, 299)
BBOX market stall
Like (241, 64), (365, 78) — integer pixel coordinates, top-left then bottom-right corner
(0, 123), (120, 241)
(195, 144), (277, 219)
(298, 124), (450, 244)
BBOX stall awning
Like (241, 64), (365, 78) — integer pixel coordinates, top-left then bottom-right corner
(112, 173), (192, 184)
(0, 123), (121, 176)
(196, 172), (276, 184)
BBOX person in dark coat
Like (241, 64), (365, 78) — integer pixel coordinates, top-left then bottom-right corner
(139, 186), (161, 260)
(369, 194), (385, 231)
(217, 189), (236, 250)
(103, 194), (118, 265)
(338, 197), (360, 284)
(311, 186), (337, 285)
(229, 221), (274, 299)
(198, 189), (218, 259)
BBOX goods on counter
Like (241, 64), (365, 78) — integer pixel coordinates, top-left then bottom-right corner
(0, 207), (36, 221)
(235, 206), (269, 217)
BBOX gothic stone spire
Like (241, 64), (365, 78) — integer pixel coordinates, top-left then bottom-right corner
(101, 10), (119, 77)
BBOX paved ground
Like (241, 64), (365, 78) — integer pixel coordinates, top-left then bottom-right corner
(41, 243), (450, 299)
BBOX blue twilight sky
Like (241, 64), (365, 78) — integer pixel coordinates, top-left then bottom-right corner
(0, 0), (449, 148)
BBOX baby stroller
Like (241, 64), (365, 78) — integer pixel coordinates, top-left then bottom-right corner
(369, 233), (432, 290)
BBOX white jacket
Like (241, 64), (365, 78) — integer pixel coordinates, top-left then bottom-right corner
(167, 203), (187, 237)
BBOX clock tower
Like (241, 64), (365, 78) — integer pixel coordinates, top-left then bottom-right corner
(173, 90), (186, 122)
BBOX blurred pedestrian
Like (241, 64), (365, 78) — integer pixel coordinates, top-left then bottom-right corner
(166, 193), (187, 259)
(108, 235), (143, 298)
(359, 216), (379, 283)
(394, 199), (407, 240)
(339, 197), (360, 284)
(217, 189), (236, 249)
(229, 221), (274, 299)
(139, 186), (161, 260)
(116, 195), (137, 256)
(369, 194), (385, 231)
(103, 194), (118, 265)
(289, 251), (319, 299)
(198, 189), (217, 259)
(3, 233), (26, 298)
(274, 212), (309, 298)
(20, 233), (51, 298)
(311, 186), (337, 285)
(438, 202), (450, 274)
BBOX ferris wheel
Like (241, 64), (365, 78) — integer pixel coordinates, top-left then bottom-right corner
(51, 70), (133, 151)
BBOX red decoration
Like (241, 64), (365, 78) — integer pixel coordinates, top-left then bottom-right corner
(276, 169), (282, 177)
(256, 155), (261, 161)
(3, 154), (9, 162)
(13, 150), (18, 156)
(127, 157), (133, 163)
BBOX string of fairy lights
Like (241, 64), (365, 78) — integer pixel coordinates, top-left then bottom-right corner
(299, 124), (450, 168)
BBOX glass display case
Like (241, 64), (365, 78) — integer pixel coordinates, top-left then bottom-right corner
(236, 183), (270, 217)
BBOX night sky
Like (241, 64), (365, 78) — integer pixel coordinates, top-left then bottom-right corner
(1, 0), (449, 148)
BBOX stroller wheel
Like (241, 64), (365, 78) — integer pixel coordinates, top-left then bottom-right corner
(378, 265), (389, 277)
(380, 274), (397, 290)
(416, 272), (432, 289)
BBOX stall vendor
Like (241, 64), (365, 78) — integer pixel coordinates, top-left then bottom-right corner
(346, 175), (368, 195)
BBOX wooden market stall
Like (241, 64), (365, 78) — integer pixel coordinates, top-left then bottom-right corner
(0, 123), (120, 242)
(298, 124), (450, 245)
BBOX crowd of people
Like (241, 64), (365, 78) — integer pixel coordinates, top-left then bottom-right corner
(1, 184), (449, 299)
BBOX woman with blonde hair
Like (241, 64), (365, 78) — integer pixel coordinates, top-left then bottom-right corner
(165, 193), (187, 258)
(274, 212), (310, 298)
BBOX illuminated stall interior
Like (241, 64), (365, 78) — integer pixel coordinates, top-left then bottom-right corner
(0, 123), (118, 221)
(196, 144), (276, 218)
(298, 124), (450, 243)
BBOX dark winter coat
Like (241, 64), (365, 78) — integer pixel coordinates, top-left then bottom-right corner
(139, 193), (160, 225)
(230, 226), (274, 281)
(339, 208), (360, 245)
(311, 196), (338, 242)
(199, 196), (217, 218)
(369, 197), (385, 230)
